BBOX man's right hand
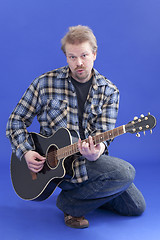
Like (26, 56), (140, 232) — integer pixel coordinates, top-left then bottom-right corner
(24, 150), (46, 173)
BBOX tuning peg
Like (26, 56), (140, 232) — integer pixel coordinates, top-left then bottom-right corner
(136, 133), (140, 137)
(143, 131), (146, 136)
(134, 116), (138, 120)
(148, 112), (150, 115)
(150, 129), (152, 134)
(141, 114), (144, 118)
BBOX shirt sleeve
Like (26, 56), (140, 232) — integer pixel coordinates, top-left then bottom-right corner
(6, 78), (40, 159)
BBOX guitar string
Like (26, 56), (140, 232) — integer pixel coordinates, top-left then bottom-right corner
(46, 126), (124, 160)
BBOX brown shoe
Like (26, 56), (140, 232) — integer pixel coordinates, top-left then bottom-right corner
(64, 213), (89, 229)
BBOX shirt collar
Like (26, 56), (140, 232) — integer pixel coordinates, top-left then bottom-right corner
(56, 66), (108, 88)
(56, 66), (70, 79)
(92, 68), (108, 90)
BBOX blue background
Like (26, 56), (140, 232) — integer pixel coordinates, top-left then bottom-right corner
(0, 0), (160, 239)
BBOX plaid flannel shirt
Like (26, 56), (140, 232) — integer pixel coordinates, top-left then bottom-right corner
(6, 66), (119, 183)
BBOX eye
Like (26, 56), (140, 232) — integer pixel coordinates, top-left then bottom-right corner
(69, 56), (76, 60)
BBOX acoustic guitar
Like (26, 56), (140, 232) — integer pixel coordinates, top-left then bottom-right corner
(10, 113), (156, 201)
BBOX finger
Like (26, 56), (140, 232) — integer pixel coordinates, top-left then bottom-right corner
(30, 161), (44, 170)
(32, 153), (46, 166)
(28, 162), (44, 170)
(78, 138), (83, 154)
(78, 139), (88, 150)
(30, 165), (43, 173)
(25, 151), (45, 165)
(27, 155), (45, 168)
(29, 159), (44, 167)
(34, 152), (46, 161)
(88, 136), (95, 151)
(82, 141), (89, 152)
(78, 138), (82, 149)
(82, 141), (87, 148)
(95, 143), (101, 151)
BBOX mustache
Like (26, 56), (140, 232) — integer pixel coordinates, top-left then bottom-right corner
(75, 66), (85, 70)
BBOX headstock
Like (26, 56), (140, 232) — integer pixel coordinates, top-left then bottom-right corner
(125, 113), (156, 137)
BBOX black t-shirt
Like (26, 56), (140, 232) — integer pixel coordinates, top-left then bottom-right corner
(71, 76), (93, 139)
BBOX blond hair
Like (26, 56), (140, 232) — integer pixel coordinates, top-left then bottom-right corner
(61, 25), (98, 54)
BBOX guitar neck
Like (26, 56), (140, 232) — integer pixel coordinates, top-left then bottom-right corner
(57, 125), (126, 160)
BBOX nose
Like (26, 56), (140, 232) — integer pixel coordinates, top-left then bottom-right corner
(76, 57), (83, 66)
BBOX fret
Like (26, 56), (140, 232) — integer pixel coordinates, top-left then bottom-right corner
(94, 133), (104, 145)
(99, 134), (104, 142)
(104, 131), (109, 141)
(108, 130), (113, 138)
(112, 128), (119, 138)
(71, 144), (74, 155)
(117, 126), (124, 135)
(72, 143), (78, 155)
(72, 143), (76, 154)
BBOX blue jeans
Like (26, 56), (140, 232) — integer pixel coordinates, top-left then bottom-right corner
(56, 155), (146, 217)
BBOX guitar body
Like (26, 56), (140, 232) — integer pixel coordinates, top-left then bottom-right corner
(10, 128), (79, 201)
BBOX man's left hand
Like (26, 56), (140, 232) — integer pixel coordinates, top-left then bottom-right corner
(78, 136), (105, 161)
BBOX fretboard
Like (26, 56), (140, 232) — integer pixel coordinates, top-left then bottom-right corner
(57, 125), (126, 160)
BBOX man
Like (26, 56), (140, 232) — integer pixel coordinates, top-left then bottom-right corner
(6, 25), (146, 229)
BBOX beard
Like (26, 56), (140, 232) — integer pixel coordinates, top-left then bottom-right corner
(72, 67), (91, 82)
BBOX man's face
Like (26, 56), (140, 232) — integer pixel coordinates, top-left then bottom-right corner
(65, 41), (97, 83)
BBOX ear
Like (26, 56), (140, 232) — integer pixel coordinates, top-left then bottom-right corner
(93, 51), (97, 61)
(66, 56), (69, 64)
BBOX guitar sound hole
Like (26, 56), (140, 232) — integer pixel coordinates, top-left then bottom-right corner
(46, 145), (58, 169)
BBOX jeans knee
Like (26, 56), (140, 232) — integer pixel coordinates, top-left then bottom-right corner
(121, 183), (146, 216)
(132, 197), (146, 216)
(127, 163), (136, 183)
(118, 200), (146, 216)
(118, 161), (136, 185)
